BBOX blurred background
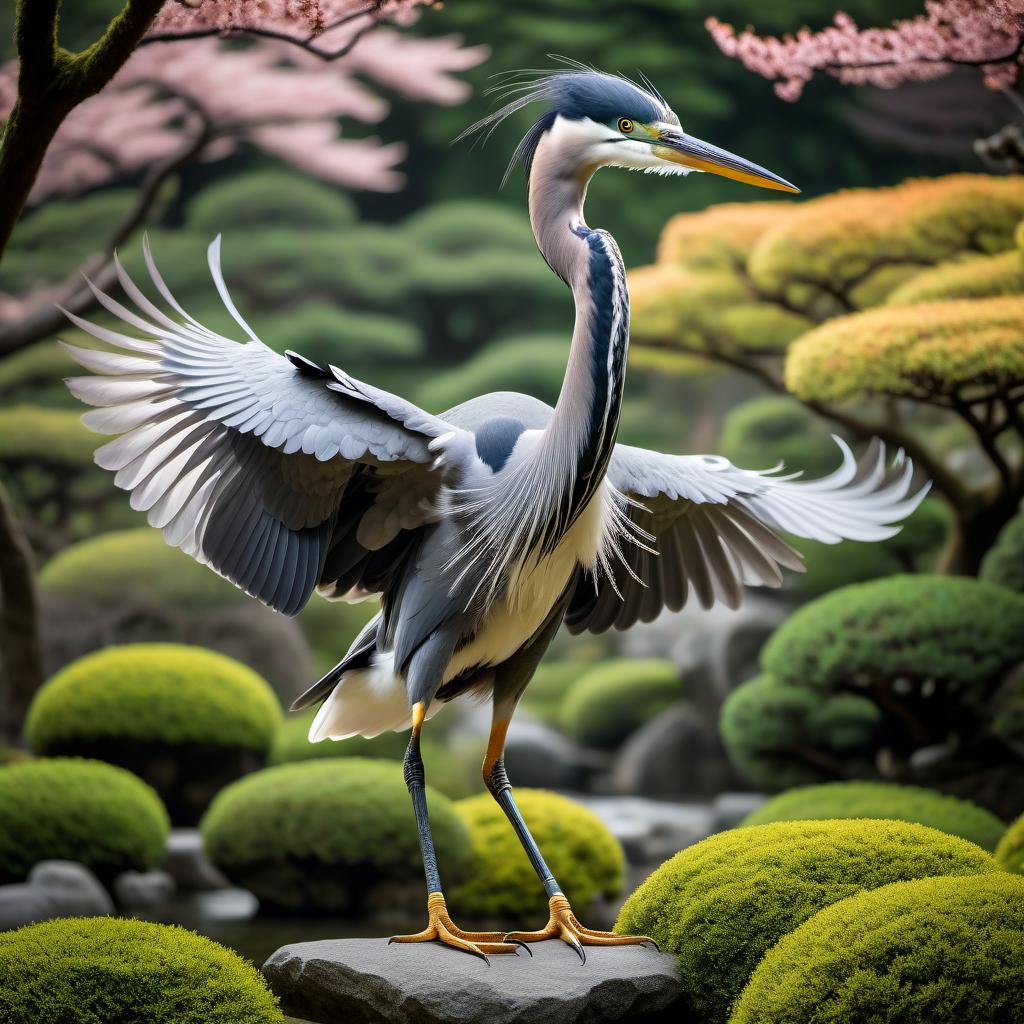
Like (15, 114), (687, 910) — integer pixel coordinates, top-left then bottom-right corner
(0, 0), (1021, 971)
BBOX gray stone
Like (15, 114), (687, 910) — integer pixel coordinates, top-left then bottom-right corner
(611, 705), (736, 799)
(710, 792), (769, 832)
(575, 795), (715, 864)
(503, 719), (605, 791)
(264, 937), (682, 1024)
(163, 828), (230, 891)
(113, 869), (177, 910)
(0, 861), (113, 931)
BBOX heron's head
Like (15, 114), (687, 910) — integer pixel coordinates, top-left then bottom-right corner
(463, 66), (799, 194)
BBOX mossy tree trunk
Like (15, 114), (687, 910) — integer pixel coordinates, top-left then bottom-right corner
(0, 0), (166, 264)
(0, 482), (43, 745)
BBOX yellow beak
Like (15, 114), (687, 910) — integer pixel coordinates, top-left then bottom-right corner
(653, 130), (800, 193)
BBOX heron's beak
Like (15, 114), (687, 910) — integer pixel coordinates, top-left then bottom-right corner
(653, 130), (800, 193)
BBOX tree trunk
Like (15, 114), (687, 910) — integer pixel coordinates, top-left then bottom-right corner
(941, 490), (1022, 575)
(0, 481), (43, 745)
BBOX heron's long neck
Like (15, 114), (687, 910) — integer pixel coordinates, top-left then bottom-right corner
(528, 148), (629, 546)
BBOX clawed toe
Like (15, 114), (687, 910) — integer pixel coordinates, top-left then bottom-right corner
(389, 892), (523, 961)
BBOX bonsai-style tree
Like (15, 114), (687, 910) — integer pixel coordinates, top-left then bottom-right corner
(630, 174), (1024, 571)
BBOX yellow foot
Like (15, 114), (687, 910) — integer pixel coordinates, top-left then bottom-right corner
(505, 893), (658, 964)
(389, 892), (526, 962)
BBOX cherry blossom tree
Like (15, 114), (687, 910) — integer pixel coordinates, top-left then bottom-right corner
(706, 2), (1024, 102)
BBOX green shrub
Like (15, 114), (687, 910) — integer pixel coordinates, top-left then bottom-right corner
(452, 789), (624, 922)
(887, 249), (1024, 305)
(269, 710), (408, 765)
(520, 660), (592, 724)
(719, 396), (838, 479)
(559, 659), (681, 749)
(27, 645), (281, 824)
(0, 747), (30, 766)
(0, 917), (283, 1024)
(731, 873), (1024, 1024)
(0, 758), (169, 884)
(720, 673), (881, 791)
(39, 528), (246, 611)
(980, 510), (1024, 593)
(614, 819), (996, 1024)
(995, 810), (1024, 873)
(201, 758), (471, 912)
(742, 781), (1006, 850)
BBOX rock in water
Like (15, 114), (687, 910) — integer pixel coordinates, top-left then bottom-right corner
(263, 938), (683, 1024)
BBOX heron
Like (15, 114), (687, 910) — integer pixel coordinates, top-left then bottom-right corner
(63, 67), (927, 962)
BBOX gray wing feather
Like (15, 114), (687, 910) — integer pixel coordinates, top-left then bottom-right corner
(567, 436), (929, 633)
(63, 234), (461, 615)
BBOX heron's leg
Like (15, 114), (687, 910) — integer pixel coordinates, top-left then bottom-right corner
(389, 702), (522, 961)
(482, 709), (657, 963)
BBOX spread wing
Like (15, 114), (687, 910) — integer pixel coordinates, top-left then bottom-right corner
(566, 437), (929, 633)
(62, 235), (465, 615)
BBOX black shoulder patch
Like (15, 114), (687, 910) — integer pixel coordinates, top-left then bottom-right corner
(286, 350), (330, 379)
(475, 417), (526, 472)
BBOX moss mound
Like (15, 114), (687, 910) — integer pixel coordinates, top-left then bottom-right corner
(269, 710), (408, 765)
(980, 511), (1024, 594)
(615, 819), (996, 1024)
(995, 810), (1024, 873)
(0, 758), (169, 884)
(201, 758), (471, 913)
(452, 790), (624, 922)
(731, 873), (1024, 1024)
(743, 781), (1007, 850)
(0, 917), (283, 1023)
(26, 644), (281, 825)
(560, 659), (681, 749)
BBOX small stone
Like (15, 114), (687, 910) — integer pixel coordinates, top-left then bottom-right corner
(0, 884), (54, 931)
(163, 829), (230, 891)
(0, 861), (114, 930)
(710, 792), (769, 832)
(263, 937), (683, 1024)
(113, 870), (177, 910)
(503, 720), (604, 791)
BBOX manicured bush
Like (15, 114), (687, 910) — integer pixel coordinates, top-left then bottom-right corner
(980, 510), (1024, 593)
(27, 644), (281, 824)
(614, 819), (996, 1024)
(742, 781), (1006, 850)
(0, 917), (283, 1024)
(0, 758), (169, 884)
(269, 710), (409, 765)
(887, 248), (1024, 305)
(452, 789), (624, 923)
(731, 873), (1024, 1024)
(995, 810), (1024, 873)
(559, 659), (681, 749)
(520, 659), (592, 724)
(201, 758), (471, 913)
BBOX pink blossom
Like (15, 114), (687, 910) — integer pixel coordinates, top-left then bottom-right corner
(706, 1), (1024, 100)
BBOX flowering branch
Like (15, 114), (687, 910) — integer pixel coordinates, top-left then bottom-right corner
(706, 1), (1024, 101)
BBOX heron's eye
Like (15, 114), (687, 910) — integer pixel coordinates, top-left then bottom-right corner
(618, 118), (634, 134)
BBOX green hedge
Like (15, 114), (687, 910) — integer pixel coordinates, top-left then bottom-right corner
(27, 644), (281, 753)
(614, 819), (996, 1024)
(980, 511), (1024, 593)
(0, 917), (283, 1024)
(996, 810), (1024, 873)
(39, 528), (246, 611)
(201, 758), (471, 912)
(0, 758), (169, 884)
(742, 781), (1007, 850)
(559, 659), (681, 749)
(452, 789), (623, 922)
(731, 873), (1024, 1024)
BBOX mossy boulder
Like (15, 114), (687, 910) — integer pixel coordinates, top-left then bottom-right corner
(0, 917), (283, 1023)
(995, 809), (1024, 873)
(559, 659), (681, 749)
(615, 819), (996, 1024)
(742, 781), (1006, 850)
(731, 873), (1024, 1024)
(27, 644), (281, 825)
(452, 790), (624, 923)
(0, 758), (169, 884)
(201, 758), (471, 913)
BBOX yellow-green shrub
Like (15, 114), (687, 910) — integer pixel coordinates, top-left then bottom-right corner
(995, 809), (1024, 873)
(452, 790), (623, 922)
(887, 249), (1024, 305)
(0, 758), (169, 884)
(657, 202), (791, 270)
(731, 874), (1024, 1024)
(614, 819), (996, 1024)
(0, 917), (283, 1024)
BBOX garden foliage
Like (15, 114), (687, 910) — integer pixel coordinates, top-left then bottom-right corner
(0, 917), (283, 1024)
(996, 809), (1024, 874)
(615, 818), (997, 1024)
(0, 758), (169, 883)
